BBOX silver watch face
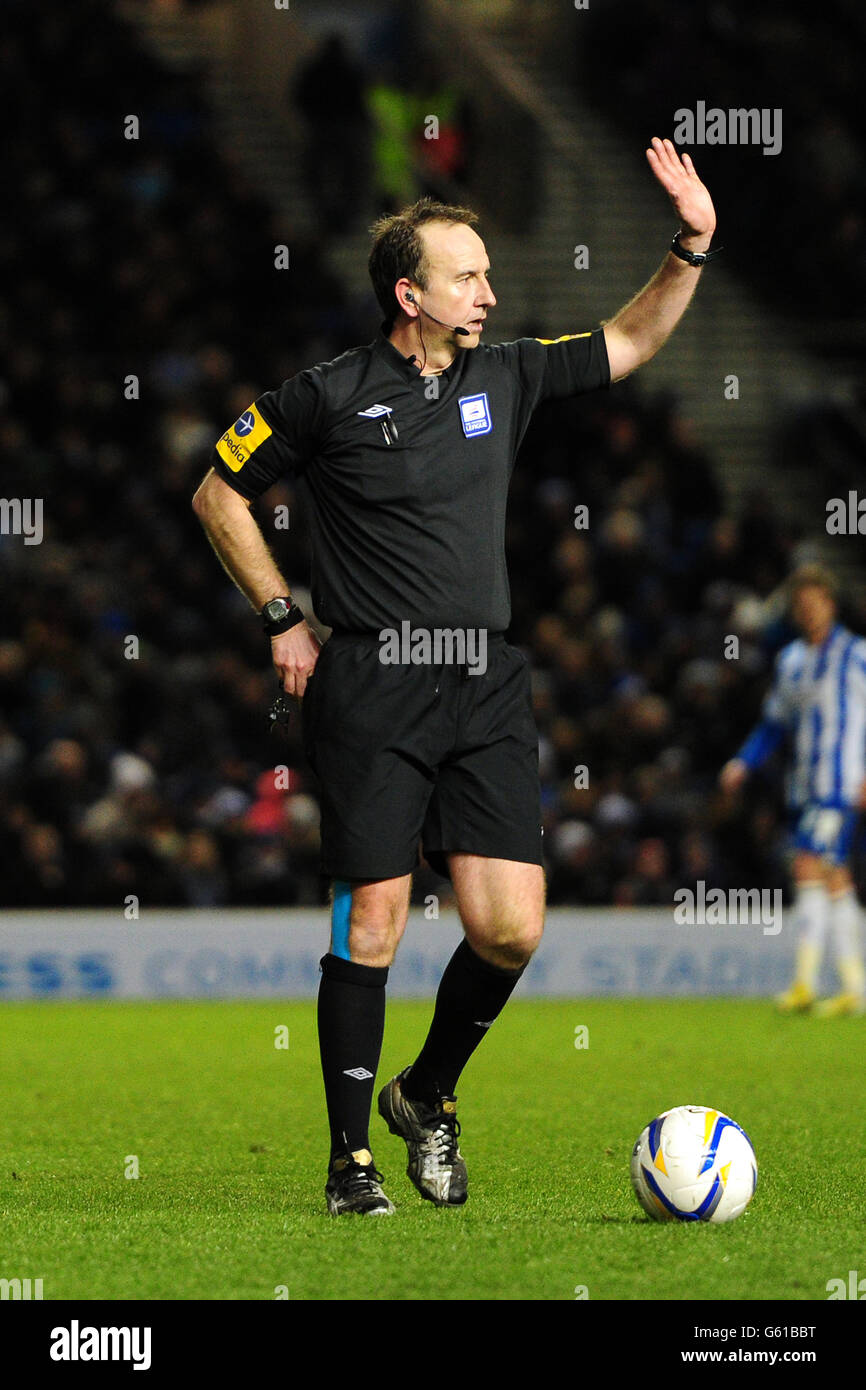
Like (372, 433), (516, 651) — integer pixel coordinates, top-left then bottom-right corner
(265, 599), (290, 621)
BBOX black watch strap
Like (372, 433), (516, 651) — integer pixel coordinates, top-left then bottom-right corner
(261, 597), (305, 636)
(670, 232), (723, 267)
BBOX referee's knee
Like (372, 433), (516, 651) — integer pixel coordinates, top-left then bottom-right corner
(329, 876), (411, 967)
(347, 918), (403, 967)
(465, 915), (544, 971)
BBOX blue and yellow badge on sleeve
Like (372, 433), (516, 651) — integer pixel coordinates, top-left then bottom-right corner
(216, 404), (272, 472)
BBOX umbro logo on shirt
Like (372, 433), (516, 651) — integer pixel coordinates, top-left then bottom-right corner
(343, 1066), (374, 1081)
(358, 402), (399, 444)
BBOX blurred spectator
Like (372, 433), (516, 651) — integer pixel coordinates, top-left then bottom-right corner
(292, 34), (371, 233)
(366, 74), (422, 212)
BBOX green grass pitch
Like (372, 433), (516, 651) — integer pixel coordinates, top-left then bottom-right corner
(1, 998), (863, 1301)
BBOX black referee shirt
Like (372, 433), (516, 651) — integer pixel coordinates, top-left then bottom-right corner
(211, 327), (610, 633)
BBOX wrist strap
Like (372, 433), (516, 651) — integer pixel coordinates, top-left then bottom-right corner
(670, 232), (723, 267)
(262, 600), (305, 636)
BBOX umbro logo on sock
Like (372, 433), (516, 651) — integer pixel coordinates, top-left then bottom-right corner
(343, 1066), (374, 1080)
(474, 1020), (495, 1029)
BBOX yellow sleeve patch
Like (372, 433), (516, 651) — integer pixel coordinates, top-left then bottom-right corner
(534, 332), (592, 345)
(215, 404), (273, 472)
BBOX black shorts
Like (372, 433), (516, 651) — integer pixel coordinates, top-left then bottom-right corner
(300, 631), (543, 882)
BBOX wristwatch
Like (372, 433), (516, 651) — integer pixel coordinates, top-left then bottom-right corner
(669, 231), (723, 267)
(261, 597), (305, 636)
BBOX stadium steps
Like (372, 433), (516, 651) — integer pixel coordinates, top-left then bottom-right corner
(125, 3), (381, 311)
(121, 0), (318, 240)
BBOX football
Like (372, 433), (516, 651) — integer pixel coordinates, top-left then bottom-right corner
(630, 1105), (757, 1223)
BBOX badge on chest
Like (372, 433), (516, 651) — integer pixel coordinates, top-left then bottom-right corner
(458, 393), (492, 438)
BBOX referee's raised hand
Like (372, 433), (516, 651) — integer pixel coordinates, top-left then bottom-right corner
(645, 136), (716, 248)
(272, 622), (321, 702)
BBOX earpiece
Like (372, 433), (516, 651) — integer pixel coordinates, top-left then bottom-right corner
(403, 291), (469, 338)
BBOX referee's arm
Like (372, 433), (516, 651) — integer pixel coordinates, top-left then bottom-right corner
(192, 468), (320, 699)
(603, 137), (717, 381)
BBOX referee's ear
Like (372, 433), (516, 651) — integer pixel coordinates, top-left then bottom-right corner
(395, 278), (419, 320)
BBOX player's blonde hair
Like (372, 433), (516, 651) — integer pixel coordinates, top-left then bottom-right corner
(786, 563), (839, 606)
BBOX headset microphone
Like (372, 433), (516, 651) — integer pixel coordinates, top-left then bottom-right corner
(406, 291), (470, 337)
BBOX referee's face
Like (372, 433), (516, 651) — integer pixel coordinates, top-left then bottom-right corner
(416, 221), (496, 346)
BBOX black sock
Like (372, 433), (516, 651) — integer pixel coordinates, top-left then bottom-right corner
(402, 939), (526, 1105)
(317, 953), (388, 1164)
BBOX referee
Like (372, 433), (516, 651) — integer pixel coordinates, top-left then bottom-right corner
(193, 138), (718, 1215)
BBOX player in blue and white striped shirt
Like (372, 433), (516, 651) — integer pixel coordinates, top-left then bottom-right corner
(720, 566), (866, 1015)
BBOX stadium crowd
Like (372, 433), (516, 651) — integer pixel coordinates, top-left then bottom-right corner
(3, 1), (863, 911)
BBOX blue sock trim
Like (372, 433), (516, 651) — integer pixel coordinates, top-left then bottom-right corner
(331, 880), (352, 960)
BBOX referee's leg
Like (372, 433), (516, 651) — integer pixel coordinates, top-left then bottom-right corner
(336, 875), (413, 966)
(449, 854), (545, 969)
(318, 874), (411, 1167)
(400, 856), (544, 1107)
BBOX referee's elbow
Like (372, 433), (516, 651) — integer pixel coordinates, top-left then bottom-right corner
(191, 470), (213, 515)
(192, 469), (251, 517)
